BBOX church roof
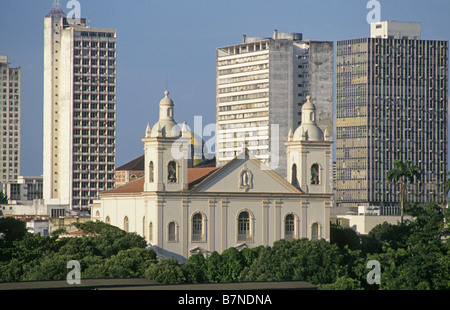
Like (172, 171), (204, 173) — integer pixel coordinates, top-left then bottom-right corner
(102, 166), (218, 194)
(116, 155), (145, 171)
(187, 167), (218, 189)
(105, 177), (145, 194)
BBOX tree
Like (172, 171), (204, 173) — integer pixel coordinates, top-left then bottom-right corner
(216, 247), (246, 282)
(0, 259), (24, 283)
(0, 217), (27, 249)
(10, 233), (60, 263)
(0, 192), (8, 204)
(330, 223), (361, 250)
(407, 202), (449, 245)
(318, 276), (363, 290)
(145, 258), (185, 284)
(205, 251), (224, 283)
(105, 247), (157, 278)
(182, 253), (207, 283)
(362, 221), (410, 253)
(387, 160), (422, 223)
(23, 253), (74, 282)
(444, 171), (450, 206)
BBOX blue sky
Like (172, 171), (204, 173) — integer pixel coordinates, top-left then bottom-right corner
(0, 0), (449, 176)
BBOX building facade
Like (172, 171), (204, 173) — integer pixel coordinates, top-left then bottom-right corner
(0, 55), (21, 184)
(91, 91), (333, 261)
(43, 5), (117, 212)
(335, 21), (448, 209)
(1, 175), (43, 202)
(216, 31), (333, 178)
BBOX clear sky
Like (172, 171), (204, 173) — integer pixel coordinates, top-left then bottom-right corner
(0, 0), (449, 176)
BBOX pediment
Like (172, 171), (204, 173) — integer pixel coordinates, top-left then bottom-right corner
(191, 151), (300, 194)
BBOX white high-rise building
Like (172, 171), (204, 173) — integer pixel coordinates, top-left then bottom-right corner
(370, 20), (421, 40)
(43, 4), (117, 212)
(0, 55), (21, 184)
(216, 30), (333, 177)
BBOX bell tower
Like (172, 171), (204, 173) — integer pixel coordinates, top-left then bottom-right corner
(141, 91), (190, 192)
(285, 96), (333, 194)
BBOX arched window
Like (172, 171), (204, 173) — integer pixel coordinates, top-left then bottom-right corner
(311, 163), (319, 185)
(168, 161), (177, 183)
(192, 213), (205, 242)
(95, 210), (100, 217)
(285, 214), (295, 241)
(291, 164), (298, 188)
(149, 161), (154, 183)
(311, 223), (319, 240)
(149, 222), (153, 242)
(124, 216), (129, 232)
(168, 221), (177, 242)
(142, 216), (146, 238)
(105, 216), (110, 224)
(237, 211), (251, 242)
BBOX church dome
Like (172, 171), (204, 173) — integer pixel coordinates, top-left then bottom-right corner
(159, 90), (174, 107)
(151, 120), (180, 137)
(292, 96), (324, 141)
(150, 90), (181, 138)
(293, 124), (323, 141)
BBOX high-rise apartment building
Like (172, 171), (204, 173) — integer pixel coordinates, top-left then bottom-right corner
(43, 4), (117, 212)
(335, 21), (448, 209)
(216, 31), (333, 177)
(0, 55), (21, 184)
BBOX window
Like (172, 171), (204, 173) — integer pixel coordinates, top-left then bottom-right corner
(291, 164), (299, 188)
(285, 214), (295, 241)
(124, 216), (129, 232)
(311, 223), (319, 240)
(142, 216), (146, 238)
(237, 211), (251, 242)
(168, 161), (177, 183)
(149, 222), (153, 242)
(168, 221), (177, 242)
(149, 161), (154, 183)
(192, 213), (205, 242)
(311, 164), (320, 185)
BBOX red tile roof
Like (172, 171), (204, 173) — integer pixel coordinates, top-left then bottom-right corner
(102, 167), (218, 194)
(188, 167), (218, 189)
(116, 155), (145, 171)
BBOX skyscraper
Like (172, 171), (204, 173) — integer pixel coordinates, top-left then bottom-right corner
(216, 31), (333, 177)
(335, 21), (448, 210)
(43, 4), (117, 212)
(0, 55), (21, 184)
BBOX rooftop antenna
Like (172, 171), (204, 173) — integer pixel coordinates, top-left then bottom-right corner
(46, 0), (66, 17)
(53, 0), (61, 9)
(165, 72), (168, 91)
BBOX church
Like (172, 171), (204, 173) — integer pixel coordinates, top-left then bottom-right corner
(91, 91), (333, 262)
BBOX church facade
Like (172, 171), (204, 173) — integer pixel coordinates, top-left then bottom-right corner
(91, 91), (333, 262)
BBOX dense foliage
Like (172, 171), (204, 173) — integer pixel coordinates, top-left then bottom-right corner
(0, 201), (449, 289)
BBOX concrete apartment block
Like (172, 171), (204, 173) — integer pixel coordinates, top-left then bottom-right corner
(43, 6), (117, 212)
(216, 31), (333, 178)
